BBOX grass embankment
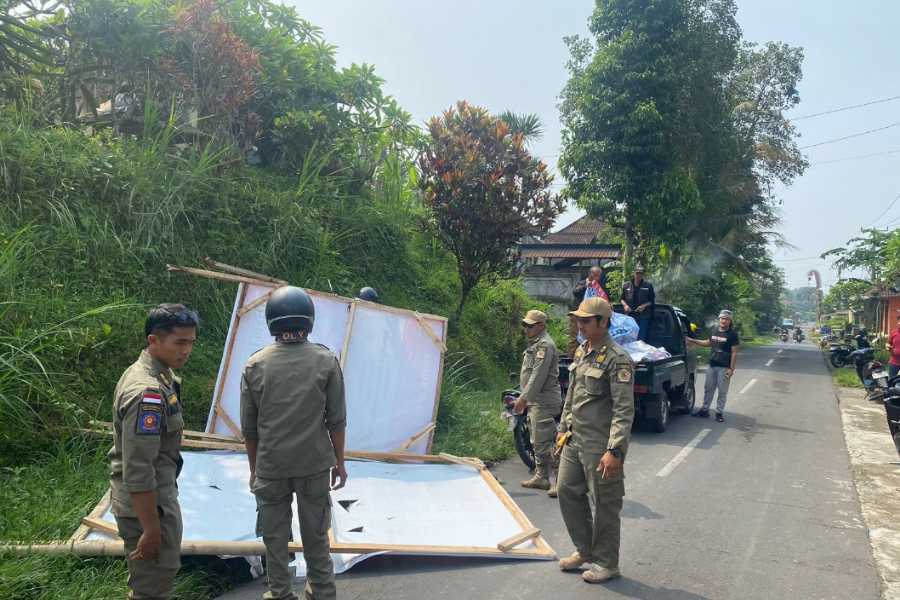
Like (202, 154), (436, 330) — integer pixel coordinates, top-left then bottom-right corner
(0, 117), (529, 597)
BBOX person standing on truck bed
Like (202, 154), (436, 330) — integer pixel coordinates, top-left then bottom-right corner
(620, 264), (655, 341)
(569, 266), (609, 356)
(556, 297), (635, 584)
(514, 309), (562, 496)
(687, 309), (739, 423)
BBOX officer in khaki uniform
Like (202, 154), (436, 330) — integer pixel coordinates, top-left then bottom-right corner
(241, 287), (347, 600)
(109, 304), (199, 599)
(514, 309), (562, 496)
(556, 297), (635, 584)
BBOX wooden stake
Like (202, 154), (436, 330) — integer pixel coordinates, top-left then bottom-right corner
(395, 423), (436, 452)
(214, 404), (244, 441)
(202, 258), (287, 285)
(497, 527), (541, 552)
(413, 312), (448, 352)
(438, 453), (486, 470)
(339, 300), (359, 370)
(479, 469), (556, 558)
(68, 489), (111, 543)
(238, 287), (280, 317)
(427, 320), (448, 453)
(82, 517), (120, 538)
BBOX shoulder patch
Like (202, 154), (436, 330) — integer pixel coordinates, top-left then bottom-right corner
(616, 366), (633, 383)
(536, 348), (546, 360)
(136, 389), (163, 435)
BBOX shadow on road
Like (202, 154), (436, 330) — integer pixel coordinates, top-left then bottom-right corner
(605, 578), (713, 600)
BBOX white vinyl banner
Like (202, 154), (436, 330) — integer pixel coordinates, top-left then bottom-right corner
(206, 284), (445, 454)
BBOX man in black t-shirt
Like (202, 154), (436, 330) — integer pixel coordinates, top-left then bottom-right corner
(621, 264), (655, 341)
(686, 309), (740, 422)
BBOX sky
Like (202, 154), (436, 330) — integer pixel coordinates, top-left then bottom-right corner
(291, 0), (900, 291)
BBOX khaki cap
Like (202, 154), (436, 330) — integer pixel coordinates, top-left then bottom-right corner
(522, 309), (548, 325)
(569, 297), (612, 319)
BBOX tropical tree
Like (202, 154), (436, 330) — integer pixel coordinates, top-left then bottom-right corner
(418, 101), (563, 325)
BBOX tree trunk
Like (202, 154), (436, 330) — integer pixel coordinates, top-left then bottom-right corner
(451, 280), (474, 335)
(623, 201), (636, 273)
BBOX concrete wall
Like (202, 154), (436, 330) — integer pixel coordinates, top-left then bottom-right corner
(522, 267), (580, 314)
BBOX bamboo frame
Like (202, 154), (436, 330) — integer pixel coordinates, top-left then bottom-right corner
(238, 287), (281, 317)
(338, 300), (359, 370)
(202, 258), (288, 285)
(52, 457), (554, 561)
(209, 282), (249, 436)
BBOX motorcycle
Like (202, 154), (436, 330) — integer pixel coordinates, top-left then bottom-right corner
(793, 329), (804, 343)
(829, 342), (854, 368)
(501, 356), (571, 471)
(848, 347), (890, 401)
(780, 331), (789, 342)
(883, 376), (900, 457)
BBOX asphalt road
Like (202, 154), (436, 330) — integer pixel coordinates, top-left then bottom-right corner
(217, 341), (881, 600)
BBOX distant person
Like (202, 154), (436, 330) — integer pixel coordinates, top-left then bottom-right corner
(568, 266), (608, 355)
(108, 304), (199, 600)
(889, 314), (900, 380)
(357, 286), (379, 303)
(621, 264), (655, 341)
(687, 310), (739, 423)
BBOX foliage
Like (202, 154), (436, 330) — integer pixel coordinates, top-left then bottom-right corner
(822, 278), (871, 314)
(497, 111), (544, 143)
(418, 101), (562, 324)
(822, 228), (896, 282)
(784, 286), (817, 322)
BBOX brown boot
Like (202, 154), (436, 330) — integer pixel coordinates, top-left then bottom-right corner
(558, 551), (591, 571)
(520, 474), (550, 490)
(582, 564), (621, 583)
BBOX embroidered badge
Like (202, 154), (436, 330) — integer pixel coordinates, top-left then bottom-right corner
(536, 348), (546, 360)
(136, 389), (163, 435)
(616, 367), (633, 383)
(167, 392), (180, 415)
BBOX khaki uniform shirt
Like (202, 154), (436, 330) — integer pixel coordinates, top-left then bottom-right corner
(108, 350), (184, 517)
(520, 331), (561, 408)
(560, 334), (635, 455)
(240, 339), (346, 479)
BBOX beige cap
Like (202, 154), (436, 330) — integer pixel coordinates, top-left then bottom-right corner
(569, 297), (612, 319)
(522, 309), (548, 325)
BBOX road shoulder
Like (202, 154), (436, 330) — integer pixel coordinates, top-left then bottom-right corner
(837, 385), (900, 599)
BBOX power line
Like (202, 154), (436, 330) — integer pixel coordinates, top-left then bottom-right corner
(809, 147), (900, 166)
(792, 94), (900, 121)
(866, 191), (900, 227)
(799, 121), (900, 150)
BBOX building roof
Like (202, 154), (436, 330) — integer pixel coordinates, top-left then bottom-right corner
(519, 244), (621, 259)
(542, 216), (606, 245)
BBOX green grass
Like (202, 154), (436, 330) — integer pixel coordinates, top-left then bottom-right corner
(0, 439), (247, 599)
(832, 367), (864, 389)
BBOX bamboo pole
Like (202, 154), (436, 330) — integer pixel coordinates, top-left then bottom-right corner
(167, 265), (281, 288)
(209, 283), (248, 435)
(202, 258), (287, 285)
(3, 538), (553, 559)
(238, 287), (280, 317)
(438, 453), (486, 470)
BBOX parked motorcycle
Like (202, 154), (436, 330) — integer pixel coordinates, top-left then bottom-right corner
(829, 342), (854, 368)
(848, 346), (890, 401)
(881, 375), (900, 457)
(501, 357), (571, 471)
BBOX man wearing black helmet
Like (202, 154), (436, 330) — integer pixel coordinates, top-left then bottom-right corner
(241, 286), (347, 600)
(357, 286), (379, 303)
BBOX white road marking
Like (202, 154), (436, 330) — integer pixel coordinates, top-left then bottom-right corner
(656, 428), (711, 477)
(777, 349), (783, 354)
(765, 358), (774, 367)
(740, 378), (758, 395)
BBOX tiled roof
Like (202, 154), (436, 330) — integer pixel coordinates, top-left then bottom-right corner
(543, 216), (604, 245)
(520, 245), (621, 259)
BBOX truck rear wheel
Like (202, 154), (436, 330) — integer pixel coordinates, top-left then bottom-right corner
(643, 393), (668, 433)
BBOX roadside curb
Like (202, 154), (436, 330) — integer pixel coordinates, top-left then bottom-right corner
(835, 384), (900, 600)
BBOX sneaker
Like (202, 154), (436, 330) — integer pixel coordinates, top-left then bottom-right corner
(715, 412), (724, 423)
(692, 409), (710, 418)
(582, 564), (621, 583)
(559, 551), (591, 571)
(520, 474), (551, 490)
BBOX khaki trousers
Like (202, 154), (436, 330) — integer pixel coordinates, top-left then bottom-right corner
(115, 496), (182, 600)
(253, 470), (335, 600)
(556, 442), (625, 568)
